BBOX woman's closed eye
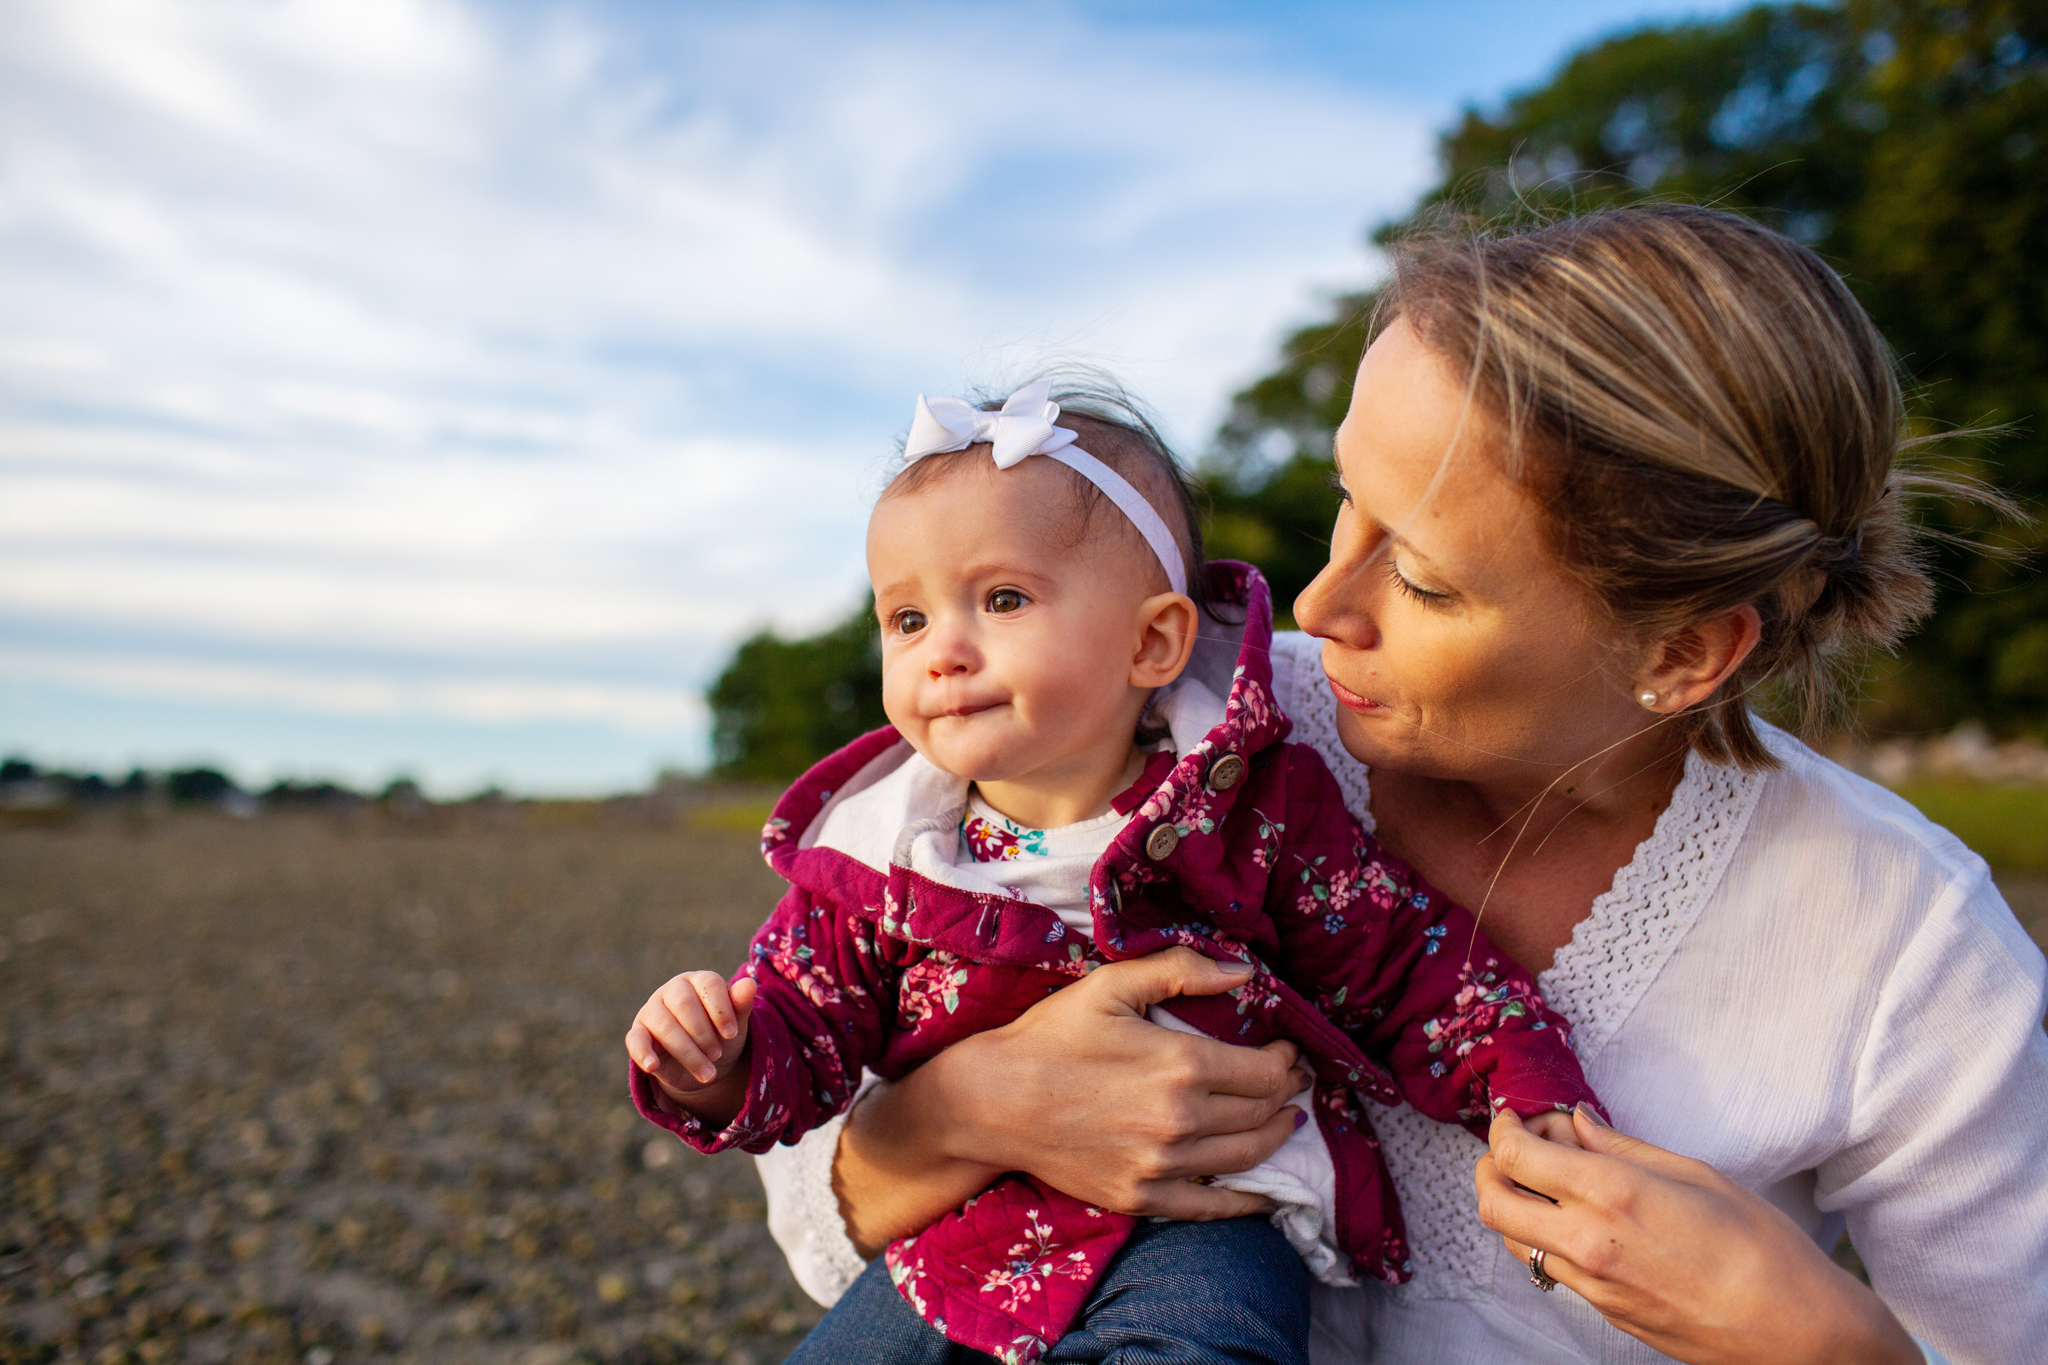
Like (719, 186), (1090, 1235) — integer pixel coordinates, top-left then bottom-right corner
(890, 608), (928, 636)
(1386, 558), (1453, 608)
(986, 588), (1030, 615)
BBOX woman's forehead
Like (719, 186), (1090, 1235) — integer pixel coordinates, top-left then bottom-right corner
(1341, 340), (1545, 564)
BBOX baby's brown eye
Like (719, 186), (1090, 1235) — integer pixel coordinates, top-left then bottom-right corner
(893, 609), (928, 635)
(987, 589), (1027, 614)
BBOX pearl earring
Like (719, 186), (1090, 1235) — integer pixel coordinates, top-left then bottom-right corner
(1638, 689), (1659, 709)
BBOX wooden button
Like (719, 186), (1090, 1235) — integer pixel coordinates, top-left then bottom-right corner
(1206, 753), (1247, 791)
(1144, 824), (1180, 861)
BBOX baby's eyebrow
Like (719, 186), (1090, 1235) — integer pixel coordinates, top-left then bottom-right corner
(954, 560), (1058, 589)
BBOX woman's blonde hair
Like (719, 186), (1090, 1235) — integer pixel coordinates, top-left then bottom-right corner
(1383, 204), (1972, 769)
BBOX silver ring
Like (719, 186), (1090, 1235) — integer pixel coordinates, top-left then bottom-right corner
(1529, 1246), (1558, 1292)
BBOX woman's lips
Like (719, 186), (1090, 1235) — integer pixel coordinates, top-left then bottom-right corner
(1326, 676), (1383, 714)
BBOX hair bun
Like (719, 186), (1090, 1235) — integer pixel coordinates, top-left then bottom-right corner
(1815, 525), (1865, 575)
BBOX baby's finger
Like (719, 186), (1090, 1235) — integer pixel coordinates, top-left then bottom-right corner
(657, 978), (728, 1061)
(729, 974), (759, 1032)
(684, 971), (743, 1041)
(654, 1026), (719, 1086)
(644, 1002), (722, 1084)
(624, 1020), (667, 1075)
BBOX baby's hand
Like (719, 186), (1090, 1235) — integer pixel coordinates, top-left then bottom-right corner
(1522, 1108), (1584, 1150)
(625, 971), (759, 1105)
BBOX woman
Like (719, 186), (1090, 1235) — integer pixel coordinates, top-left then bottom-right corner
(753, 206), (2048, 1362)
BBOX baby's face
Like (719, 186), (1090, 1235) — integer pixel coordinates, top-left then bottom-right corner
(867, 457), (1160, 788)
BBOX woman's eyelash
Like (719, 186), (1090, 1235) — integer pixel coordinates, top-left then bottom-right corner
(1322, 471), (1352, 504)
(1385, 559), (1452, 607)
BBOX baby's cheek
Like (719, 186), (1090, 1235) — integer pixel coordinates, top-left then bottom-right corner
(878, 662), (919, 732)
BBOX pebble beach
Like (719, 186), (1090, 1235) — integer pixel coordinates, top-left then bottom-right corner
(1, 810), (823, 1364)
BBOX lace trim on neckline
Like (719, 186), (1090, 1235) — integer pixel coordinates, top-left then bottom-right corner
(1536, 747), (1767, 1065)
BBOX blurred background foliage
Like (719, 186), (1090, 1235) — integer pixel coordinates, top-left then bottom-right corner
(707, 602), (887, 781)
(713, 0), (2046, 780)
(1207, 0), (2047, 735)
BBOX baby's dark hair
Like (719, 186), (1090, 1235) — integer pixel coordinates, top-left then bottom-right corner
(882, 372), (1210, 613)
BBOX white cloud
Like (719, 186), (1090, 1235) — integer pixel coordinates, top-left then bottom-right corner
(0, 646), (703, 732)
(0, 0), (1434, 781)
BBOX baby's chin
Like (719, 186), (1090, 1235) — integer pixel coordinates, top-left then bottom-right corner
(901, 730), (1027, 784)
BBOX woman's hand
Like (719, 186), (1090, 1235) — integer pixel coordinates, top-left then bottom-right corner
(1477, 1107), (1922, 1365)
(835, 947), (1310, 1255)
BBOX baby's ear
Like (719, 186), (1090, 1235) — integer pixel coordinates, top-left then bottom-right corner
(1130, 592), (1198, 687)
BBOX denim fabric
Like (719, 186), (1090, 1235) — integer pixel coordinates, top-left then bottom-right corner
(783, 1215), (1309, 1365)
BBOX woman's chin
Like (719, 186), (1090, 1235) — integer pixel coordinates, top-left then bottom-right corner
(1331, 705), (1397, 767)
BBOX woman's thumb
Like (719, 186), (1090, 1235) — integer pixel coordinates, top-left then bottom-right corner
(1571, 1103), (1695, 1177)
(1097, 946), (1255, 1012)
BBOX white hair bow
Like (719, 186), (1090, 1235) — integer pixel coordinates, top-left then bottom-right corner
(899, 381), (1188, 596)
(906, 380), (1078, 469)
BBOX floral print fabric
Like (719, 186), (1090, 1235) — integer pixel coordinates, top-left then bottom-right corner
(962, 808), (1048, 861)
(631, 562), (1602, 1363)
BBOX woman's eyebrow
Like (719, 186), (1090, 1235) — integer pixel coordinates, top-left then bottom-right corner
(1383, 527), (1447, 572)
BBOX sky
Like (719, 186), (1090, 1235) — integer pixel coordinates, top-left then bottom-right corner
(1, 0), (1754, 796)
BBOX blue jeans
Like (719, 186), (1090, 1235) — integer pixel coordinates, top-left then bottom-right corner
(783, 1215), (1309, 1365)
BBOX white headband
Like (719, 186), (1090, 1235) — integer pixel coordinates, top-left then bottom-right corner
(902, 381), (1188, 597)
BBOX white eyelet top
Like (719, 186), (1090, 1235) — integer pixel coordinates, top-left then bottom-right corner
(752, 632), (2048, 1364)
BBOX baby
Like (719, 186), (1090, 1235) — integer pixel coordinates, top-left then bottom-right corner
(626, 381), (1600, 1365)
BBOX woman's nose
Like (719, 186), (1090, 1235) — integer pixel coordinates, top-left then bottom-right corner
(1295, 536), (1381, 650)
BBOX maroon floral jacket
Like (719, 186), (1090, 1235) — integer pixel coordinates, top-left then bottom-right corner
(633, 562), (1600, 1363)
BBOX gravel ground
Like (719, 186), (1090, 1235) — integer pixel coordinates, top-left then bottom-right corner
(3, 812), (2043, 1365)
(0, 810), (822, 1365)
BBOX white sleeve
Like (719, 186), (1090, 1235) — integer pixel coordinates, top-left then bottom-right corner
(1815, 861), (2048, 1363)
(753, 1071), (879, 1307)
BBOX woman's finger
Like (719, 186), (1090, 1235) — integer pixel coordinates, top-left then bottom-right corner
(1484, 1109), (1615, 1206)
(1169, 1105), (1302, 1178)
(1177, 1033), (1302, 1101)
(1131, 1179), (1279, 1223)
(1181, 1091), (1302, 1138)
(1493, 1226), (1592, 1302)
(1473, 1149), (1583, 1259)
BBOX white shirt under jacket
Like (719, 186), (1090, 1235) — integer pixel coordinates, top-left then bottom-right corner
(750, 630), (2048, 1364)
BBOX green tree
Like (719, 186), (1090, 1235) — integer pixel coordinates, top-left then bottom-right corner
(1211, 0), (2046, 731)
(708, 602), (889, 781)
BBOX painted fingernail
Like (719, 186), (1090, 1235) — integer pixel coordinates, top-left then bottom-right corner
(1293, 1110), (1308, 1131)
(1218, 959), (1253, 975)
(1575, 1101), (1608, 1128)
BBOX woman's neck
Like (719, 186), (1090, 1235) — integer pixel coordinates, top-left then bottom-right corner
(1464, 727), (1691, 840)
(1368, 728), (1690, 976)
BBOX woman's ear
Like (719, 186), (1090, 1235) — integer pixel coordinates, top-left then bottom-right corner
(1637, 604), (1763, 713)
(1131, 593), (1199, 689)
